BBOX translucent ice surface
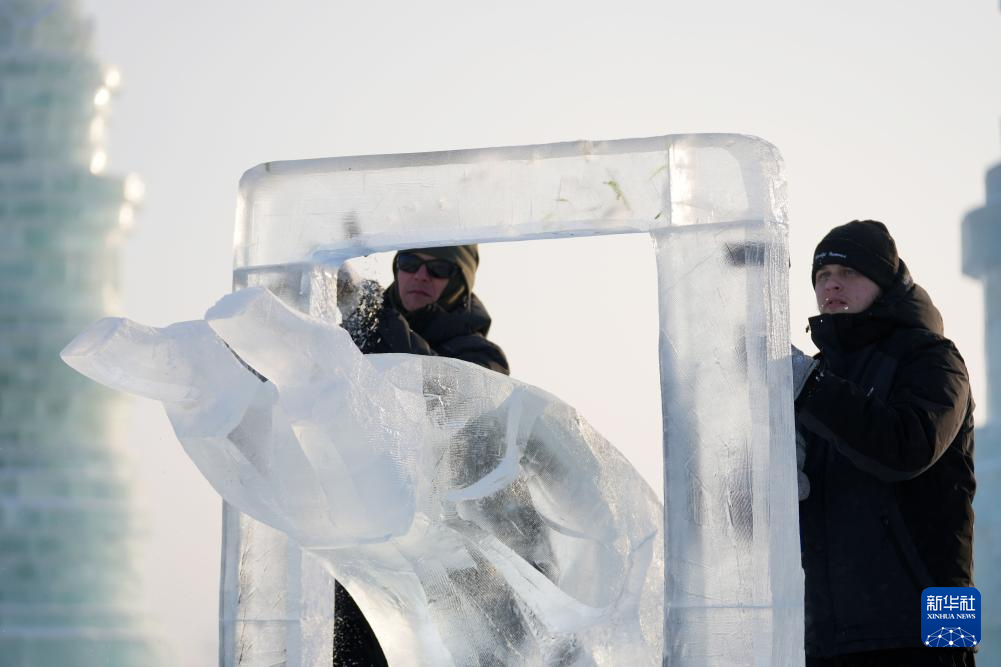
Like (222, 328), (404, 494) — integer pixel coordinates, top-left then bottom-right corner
(63, 287), (665, 665)
(65, 134), (803, 665)
(227, 134), (801, 666)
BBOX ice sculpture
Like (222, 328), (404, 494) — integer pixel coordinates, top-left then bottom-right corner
(65, 134), (802, 665)
(63, 286), (665, 665)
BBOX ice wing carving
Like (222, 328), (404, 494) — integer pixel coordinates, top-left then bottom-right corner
(62, 287), (663, 665)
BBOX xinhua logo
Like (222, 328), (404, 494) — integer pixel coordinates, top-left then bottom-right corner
(921, 587), (980, 648)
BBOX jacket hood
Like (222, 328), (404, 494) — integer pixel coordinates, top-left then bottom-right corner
(809, 259), (944, 352)
(422, 291), (493, 343)
(863, 260), (943, 335)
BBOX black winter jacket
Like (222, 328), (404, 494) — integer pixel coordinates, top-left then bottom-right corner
(334, 285), (509, 665)
(796, 261), (975, 658)
(363, 290), (509, 375)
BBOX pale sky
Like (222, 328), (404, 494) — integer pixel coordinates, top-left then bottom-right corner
(78, 1), (1001, 663)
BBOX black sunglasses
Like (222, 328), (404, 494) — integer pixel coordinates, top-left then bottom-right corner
(396, 253), (459, 279)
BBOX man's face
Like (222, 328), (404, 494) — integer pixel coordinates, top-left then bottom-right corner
(397, 252), (453, 311)
(814, 263), (882, 314)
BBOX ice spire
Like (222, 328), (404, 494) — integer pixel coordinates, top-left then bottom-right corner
(963, 143), (1001, 419)
(961, 110), (1001, 657)
(0, 1), (159, 663)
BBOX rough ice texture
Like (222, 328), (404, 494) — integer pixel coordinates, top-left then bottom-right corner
(62, 287), (665, 665)
(228, 134), (801, 666)
(66, 134), (803, 665)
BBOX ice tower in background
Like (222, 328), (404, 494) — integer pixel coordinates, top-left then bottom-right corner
(0, 2), (157, 664)
(962, 100), (1001, 658)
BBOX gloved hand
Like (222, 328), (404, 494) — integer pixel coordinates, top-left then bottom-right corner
(796, 429), (810, 501)
(336, 262), (365, 314)
(337, 264), (384, 349)
(791, 345), (819, 400)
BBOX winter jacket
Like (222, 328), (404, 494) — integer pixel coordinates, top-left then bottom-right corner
(334, 284), (509, 665)
(363, 288), (509, 375)
(795, 260), (975, 658)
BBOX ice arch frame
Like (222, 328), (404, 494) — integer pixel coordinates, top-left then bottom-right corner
(222, 134), (803, 665)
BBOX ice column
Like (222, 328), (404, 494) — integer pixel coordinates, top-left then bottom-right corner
(225, 134), (802, 665)
(654, 144), (799, 664)
(962, 139), (1001, 652)
(0, 1), (159, 664)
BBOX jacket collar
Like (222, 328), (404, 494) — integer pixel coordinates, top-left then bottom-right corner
(808, 259), (943, 354)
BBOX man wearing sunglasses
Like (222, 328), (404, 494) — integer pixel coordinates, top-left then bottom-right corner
(335, 243), (509, 665)
(354, 244), (509, 374)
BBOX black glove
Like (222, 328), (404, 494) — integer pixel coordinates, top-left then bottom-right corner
(796, 429), (810, 501)
(341, 279), (384, 351)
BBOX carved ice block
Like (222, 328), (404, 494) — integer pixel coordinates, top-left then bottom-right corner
(223, 134), (801, 666)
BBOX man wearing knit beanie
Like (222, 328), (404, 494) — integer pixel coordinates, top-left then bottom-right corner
(812, 219), (899, 292)
(335, 244), (509, 664)
(340, 243), (508, 374)
(793, 221), (976, 666)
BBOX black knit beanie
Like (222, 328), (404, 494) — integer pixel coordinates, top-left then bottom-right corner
(811, 220), (899, 290)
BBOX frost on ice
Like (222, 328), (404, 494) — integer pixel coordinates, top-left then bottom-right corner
(63, 287), (664, 665)
(63, 134), (802, 665)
